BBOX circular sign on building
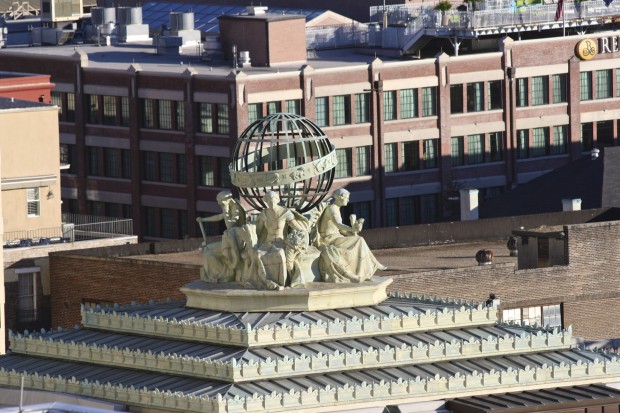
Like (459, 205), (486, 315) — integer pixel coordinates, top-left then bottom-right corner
(576, 38), (598, 60)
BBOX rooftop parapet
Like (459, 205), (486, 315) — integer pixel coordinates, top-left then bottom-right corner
(9, 323), (573, 383)
(81, 295), (499, 347)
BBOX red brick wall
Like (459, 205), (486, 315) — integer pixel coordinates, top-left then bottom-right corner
(49, 255), (200, 328)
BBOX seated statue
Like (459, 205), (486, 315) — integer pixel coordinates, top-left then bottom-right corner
(316, 188), (386, 283)
(252, 191), (306, 288)
(196, 190), (246, 283)
(195, 188), (385, 290)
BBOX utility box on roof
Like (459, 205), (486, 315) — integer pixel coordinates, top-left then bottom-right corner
(218, 13), (307, 67)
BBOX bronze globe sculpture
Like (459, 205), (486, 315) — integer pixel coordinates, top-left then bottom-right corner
(230, 112), (337, 212)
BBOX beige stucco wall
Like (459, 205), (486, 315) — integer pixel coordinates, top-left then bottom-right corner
(0, 107), (62, 236)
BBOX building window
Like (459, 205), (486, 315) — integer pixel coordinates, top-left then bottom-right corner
(598, 120), (615, 147)
(356, 146), (371, 176)
(18, 271), (39, 323)
(516, 78), (528, 107)
(422, 87), (437, 116)
(383, 91), (396, 121)
(199, 103), (213, 133)
(580, 71), (593, 101)
(467, 82), (484, 112)
(400, 88), (418, 119)
(198, 103), (229, 134)
(423, 139), (437, 169)
(143, 152), (156, 181)
(552, 74), (567, 103)
(517, 129), (529, 159)
(315, 97), (328, 127)
(176, 101), (185, 131)
(543, 304), (562, 327)
(553, 125), (568, 155)
(120, 97), (129, 126)
(62, 93), (74, 123)
(488, 80), (502, 110)
(122, 149), (131, 179)
(451, 136), (464, 166)
(385, 198), (398, 227)
(248, 103), (262, 124)
(355, 93), (369, 123)
(450, 84), (463, 114)
(596, 69), (612, 99)
(467, 134), (483, 164)
(581, 122), (594, 152)
(158, 100), (172, 129)
(333, 95), (351, 126)
(267, 101), (281, 115)
(218, 157), (231, 187)
(143, 207), (187, 239)
(199, 156), (214, 186)
(88, 146), (100, 176)
(285, 99), (300, 115)
(159, 153), (174, 183)
(401, 196), (416, 225)
(502, 304), (562, 327)
(385, 143), (397, 173)
(216, 104), (229, 134)
(489, 132), (503, 162)
(402, 141), (420, 171)
(27, 188), (40, 217)
(102, 96), (117, 125)
(161, 208), (176, 239)
(198, 156), (231, 187)
(420, 193), (438, 224)
(531, 76), (549, 106)
(88, 95), (100, 124)
(532, 127), (549, 157)
(104, 148), (119, 178)
(334, 148), (352, 178)
(142, 98), (154, 128)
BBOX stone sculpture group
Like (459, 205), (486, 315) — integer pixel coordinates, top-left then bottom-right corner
(196, 189), (386, 290)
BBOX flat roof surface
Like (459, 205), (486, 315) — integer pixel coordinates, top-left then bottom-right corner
(0, 44), (397, 76)
(0, 96), (49, 110)
(128, 239), (516, 276)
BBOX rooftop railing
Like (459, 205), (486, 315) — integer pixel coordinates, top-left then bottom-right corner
(308, 0), (620, 51)
(3, 214), (133, 247)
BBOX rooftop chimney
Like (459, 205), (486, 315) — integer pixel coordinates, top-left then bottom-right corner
(562, 198), (582, 212)
(460, 189), (479, 221)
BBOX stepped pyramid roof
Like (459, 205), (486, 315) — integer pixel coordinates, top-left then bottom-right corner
(2, 285), (620, 413)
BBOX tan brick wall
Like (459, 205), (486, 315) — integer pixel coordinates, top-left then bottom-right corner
(50, 255), (200, 328)
(564, 297), (620, 340)
(389, 220), (620, 340)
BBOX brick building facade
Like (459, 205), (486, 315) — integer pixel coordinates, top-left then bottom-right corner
(1, 20), (619, 240)
(389, 220), (620, 339)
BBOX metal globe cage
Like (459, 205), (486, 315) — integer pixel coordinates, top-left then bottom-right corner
(230, 112), (337, 213)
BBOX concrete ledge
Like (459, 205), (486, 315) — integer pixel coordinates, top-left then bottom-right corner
(181, 277), (392, 312)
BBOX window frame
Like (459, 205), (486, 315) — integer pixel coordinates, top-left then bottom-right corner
(400, 88), (418, 119)
(27, 188), (40, 217)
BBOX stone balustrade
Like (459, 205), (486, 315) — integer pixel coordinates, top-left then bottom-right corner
(9, 326), (573, 382)
(1, 352), (620, 413)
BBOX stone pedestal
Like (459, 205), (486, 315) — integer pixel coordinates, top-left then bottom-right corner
(180, 277), (392, 312)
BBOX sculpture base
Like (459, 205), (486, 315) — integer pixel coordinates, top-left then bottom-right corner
(181, 277), (392, 312)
